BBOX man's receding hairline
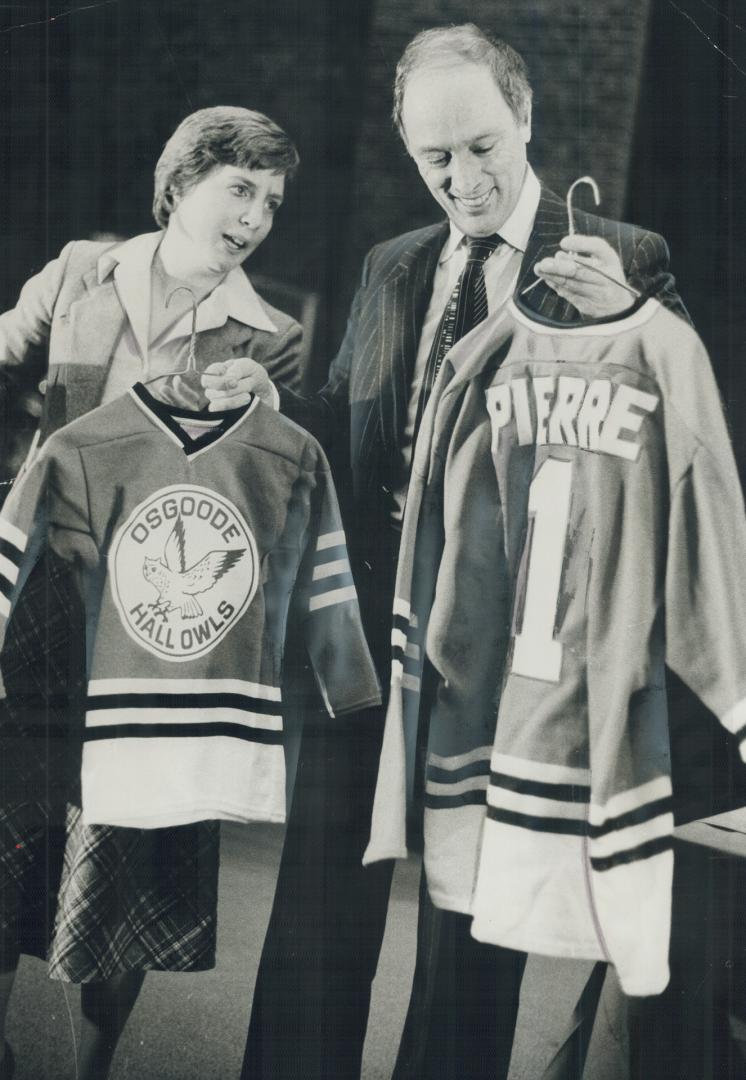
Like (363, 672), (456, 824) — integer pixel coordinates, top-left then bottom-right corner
(402, 56), (506, 95)
(399, 59), (520, 140)
(393, 26), (533, 140)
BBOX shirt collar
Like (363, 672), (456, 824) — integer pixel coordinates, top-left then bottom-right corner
(96, 231), (278, 335)
(440, 164), (541, 263)
(200, 264), (278, 334)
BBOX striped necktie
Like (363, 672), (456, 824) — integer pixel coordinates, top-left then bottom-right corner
(413, 234), (501, 448)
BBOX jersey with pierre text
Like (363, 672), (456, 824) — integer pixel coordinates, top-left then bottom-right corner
(365, 297), (746, 997)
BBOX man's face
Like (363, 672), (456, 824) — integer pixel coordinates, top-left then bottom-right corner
(401, 63), (531, 237)
(167, 164), (285, 275)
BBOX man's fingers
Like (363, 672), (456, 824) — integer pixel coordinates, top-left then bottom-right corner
(534, 260), (599, 287)
(558, 235), (627, 282)
(537, 276), (599, 298)
(559, 234), (616, 258)
(535, 262), (606, 288)
(534, 254), (625, 291)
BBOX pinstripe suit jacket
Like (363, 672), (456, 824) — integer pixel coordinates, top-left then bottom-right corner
(280, 186), (687, 572)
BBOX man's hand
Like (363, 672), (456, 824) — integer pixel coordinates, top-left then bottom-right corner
(532, 235), (636, 318)
(201, 357), (279, 412)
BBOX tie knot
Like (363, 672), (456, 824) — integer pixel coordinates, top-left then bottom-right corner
(465, 235), (501, 264)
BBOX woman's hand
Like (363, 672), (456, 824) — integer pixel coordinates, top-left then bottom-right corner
(201, 357), (279, 412)
(18, 381), (46, 418)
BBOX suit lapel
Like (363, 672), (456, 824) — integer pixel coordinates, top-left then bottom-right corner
(376, 222), (448, 460)
(375, 191), (572, 453)
(360, 187), (595, 496)
(517, 187), (580, 323)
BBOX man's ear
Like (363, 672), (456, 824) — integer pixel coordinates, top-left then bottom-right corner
(522, 101), (532, 145)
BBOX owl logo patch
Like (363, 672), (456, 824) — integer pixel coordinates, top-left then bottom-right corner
(111, 485), (259, 661)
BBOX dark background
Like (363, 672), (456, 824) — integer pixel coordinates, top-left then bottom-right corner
(1, 0), (746, 819)
(2, 0), (745, 396)
(2, 5), (746, 1075)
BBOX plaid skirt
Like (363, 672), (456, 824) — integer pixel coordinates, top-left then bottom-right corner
(0, 799), (220, 982)
(0, 554), (220, 983)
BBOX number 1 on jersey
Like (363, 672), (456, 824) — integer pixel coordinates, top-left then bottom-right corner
(511, 458), (573, 683)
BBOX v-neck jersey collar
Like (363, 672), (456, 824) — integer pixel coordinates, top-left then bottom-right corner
(129, 383), (258, 457)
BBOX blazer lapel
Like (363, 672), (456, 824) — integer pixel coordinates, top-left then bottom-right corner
(193, 318), (258, 368)
(376, 222), (448, 459)
(66, 271), (127, 407)
(517, 187), (580, 323)
(69, 268), (125, 356)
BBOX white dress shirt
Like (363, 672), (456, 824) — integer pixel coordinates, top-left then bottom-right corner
(392, 166), (541, 521)
(97, 231), (278, 405)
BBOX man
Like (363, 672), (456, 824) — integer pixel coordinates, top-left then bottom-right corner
(211, 24), (687, 1080)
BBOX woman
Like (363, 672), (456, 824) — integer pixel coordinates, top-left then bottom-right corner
(0, 105), (301, 1080)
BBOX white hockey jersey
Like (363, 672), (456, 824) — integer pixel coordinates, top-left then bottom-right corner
(0, 384), (381, 828)
(365, 297), (746, 996)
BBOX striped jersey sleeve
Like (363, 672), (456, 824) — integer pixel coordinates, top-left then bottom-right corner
(665, 444), (746, 742)
(0, 433), (94, 695)
(0, 517), (28, 630)
(295, 455), (381, 717)
(655, 329), (746, 745)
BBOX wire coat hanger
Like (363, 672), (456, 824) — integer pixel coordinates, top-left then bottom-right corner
(144, 286), (208, 408)
(522, 175), (641, 300)
(566, 175), (601, 236)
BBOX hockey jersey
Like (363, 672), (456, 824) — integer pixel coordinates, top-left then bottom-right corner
(364, 296), (746, 996)
(0, 384), (381, 829)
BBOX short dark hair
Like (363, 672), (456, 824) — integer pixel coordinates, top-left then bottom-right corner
(153, 106), (300, 228)
(393, 24), (533, 141)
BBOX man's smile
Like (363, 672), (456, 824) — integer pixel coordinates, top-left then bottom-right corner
(449, 187), (496, 212)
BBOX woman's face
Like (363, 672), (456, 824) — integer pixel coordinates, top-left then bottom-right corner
(167, 163), (285, 275)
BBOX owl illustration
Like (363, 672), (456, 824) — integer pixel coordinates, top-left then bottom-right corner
(142, 514), (245, 619)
